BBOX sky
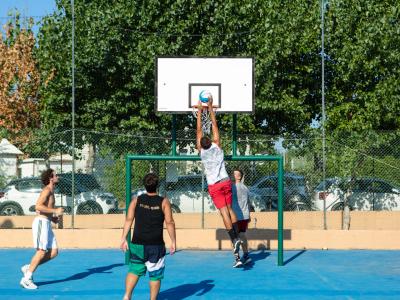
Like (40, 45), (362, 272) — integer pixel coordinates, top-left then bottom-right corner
(0, 0), (56, 33)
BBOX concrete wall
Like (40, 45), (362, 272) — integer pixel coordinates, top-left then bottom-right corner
(0, 154), (18, 177)
(1, 212), (399, 249)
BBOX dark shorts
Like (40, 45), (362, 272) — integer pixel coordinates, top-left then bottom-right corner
(208, 180), (233, 209)
(129, 244), (166, 281)
(237, 219), (250, 232)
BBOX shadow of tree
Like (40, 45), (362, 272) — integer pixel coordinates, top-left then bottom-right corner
(0, 219), (14, 228)
(36, 263), (124, 286)
(158, 279), (215, 300)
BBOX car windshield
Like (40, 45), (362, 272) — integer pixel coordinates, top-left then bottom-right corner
(56, 178), (88, 195)
(315, 178), (340, 191)
(59, 174), (102, 191)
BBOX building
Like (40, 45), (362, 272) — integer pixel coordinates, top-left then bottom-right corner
(0, 139), (23, 179)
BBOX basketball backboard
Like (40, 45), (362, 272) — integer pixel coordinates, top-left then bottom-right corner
(156, 57), (254, 114)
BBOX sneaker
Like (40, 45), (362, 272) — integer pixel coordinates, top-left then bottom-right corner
(242, 254), (252, 265)
(20, 277), (37, 289)
(21, 264), (29, 277)
(233, 238), (242, 254)
(233, 257), (243, 268)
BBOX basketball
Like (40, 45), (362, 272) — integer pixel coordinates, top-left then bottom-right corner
(199, 90), (212, 103)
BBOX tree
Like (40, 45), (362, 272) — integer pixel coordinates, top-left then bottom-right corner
(35, 0), (399, 150)
(324, 1), (400, 132)
(36, 1), (323, 137)
(0, 14), (41, 145)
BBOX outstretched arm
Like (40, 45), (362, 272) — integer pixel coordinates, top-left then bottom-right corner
(208, 97), (220, 147)
(196, 100), (203, 152)
(162, 198), (176, 254)
(120, 197), (137, 251)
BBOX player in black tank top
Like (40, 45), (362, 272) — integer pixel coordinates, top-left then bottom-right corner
(120, 173), (176, 300)
(132, 194), (165, 245)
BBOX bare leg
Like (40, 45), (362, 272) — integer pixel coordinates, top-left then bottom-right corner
(239, 232), (249, 253)
(123, 273), (139, 300)
(219, 206), (233, 230)
(28, 248), (58, 273)
(28, 249), (46, 273)
(39, 248), (58, 265)
(149, 280), (161, 300)
(227, 205), (238, 224)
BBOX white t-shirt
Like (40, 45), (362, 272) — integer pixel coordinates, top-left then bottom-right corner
(200, 143), (229, 185)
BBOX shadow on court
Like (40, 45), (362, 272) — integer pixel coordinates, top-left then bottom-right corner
(158, 279), (215, 300)
(35, 263), (124, 286)
(283, 249), (307, 266)
(242, 250), (271, 271)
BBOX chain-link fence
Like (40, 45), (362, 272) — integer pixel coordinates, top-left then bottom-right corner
(0, 129), (399, 229)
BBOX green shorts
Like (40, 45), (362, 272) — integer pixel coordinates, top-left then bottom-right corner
(129, 243), (166, 281)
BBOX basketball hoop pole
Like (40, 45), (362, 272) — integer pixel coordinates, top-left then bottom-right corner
(172, 115), (177, 156)
(232, 114), (238, 157)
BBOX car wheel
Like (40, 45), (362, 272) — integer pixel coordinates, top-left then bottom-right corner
(288, 194), (302, 203)
(0, 203), (23, 216)
(331, 202), (344, 211)
(171, 204), (181, 213)
(77, 202), (103, 214)
(287, 195), (307, 211)
(293, 203), (308, 211)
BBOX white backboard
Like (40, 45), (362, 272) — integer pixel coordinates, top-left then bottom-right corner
(156, 57), (254, 114)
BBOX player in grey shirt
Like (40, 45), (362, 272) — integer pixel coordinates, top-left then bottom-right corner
(232, 169), (252, 265)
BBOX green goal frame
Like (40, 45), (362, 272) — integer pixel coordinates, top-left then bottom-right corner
(125, 153), (284, 266)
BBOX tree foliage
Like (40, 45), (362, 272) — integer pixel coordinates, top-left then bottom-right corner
(324, 1), (400, 132)
(0, 15), (41, 145)
(36, 0), (323, 137)
(34, 0), (399, 144)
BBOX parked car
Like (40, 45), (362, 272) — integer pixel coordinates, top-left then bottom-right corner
(59, 173), (122, 214)
(132, 174), (263, 213)
(249, 173), (311, 211)
(313, 177), (400, 211)
(58, 173), (102, 191)
(0, 177), (118, 216)
(133, 174), (215, 213)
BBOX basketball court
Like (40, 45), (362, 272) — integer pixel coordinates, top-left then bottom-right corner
(1, 249), (399, 299)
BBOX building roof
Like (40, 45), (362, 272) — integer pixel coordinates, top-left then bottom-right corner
(0, 139), (23, 155)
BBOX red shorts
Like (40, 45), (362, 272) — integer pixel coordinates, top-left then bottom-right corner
(208, 180), (232, 209)
(237, 219), (250, 232)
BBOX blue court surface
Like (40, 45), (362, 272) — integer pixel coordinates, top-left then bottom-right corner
(0, 249), (399, 299)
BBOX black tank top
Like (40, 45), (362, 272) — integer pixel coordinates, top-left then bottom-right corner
(132, 194), (165, 245)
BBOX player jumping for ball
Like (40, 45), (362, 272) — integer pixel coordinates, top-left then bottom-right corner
(196, 96), (243, 267)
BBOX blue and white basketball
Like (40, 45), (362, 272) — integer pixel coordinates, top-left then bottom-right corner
(199, 90), (212, 103)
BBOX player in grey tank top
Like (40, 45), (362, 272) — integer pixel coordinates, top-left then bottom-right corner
(232, 169), (252, 265)
(196, 97), (243, 268)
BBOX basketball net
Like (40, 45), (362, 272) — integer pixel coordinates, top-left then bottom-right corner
(192, 106), (216, 135)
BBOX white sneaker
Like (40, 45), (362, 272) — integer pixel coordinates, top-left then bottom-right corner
(233, 257), (243, 268)
(21, 264), (29, 277)
(20, 277), (37, 289)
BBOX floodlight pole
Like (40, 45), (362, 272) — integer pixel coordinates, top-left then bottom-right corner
(71, 0), (76, 229)
(321, 0), (327, 230)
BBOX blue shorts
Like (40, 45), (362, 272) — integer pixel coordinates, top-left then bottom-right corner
(129, 244), (166, 281)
